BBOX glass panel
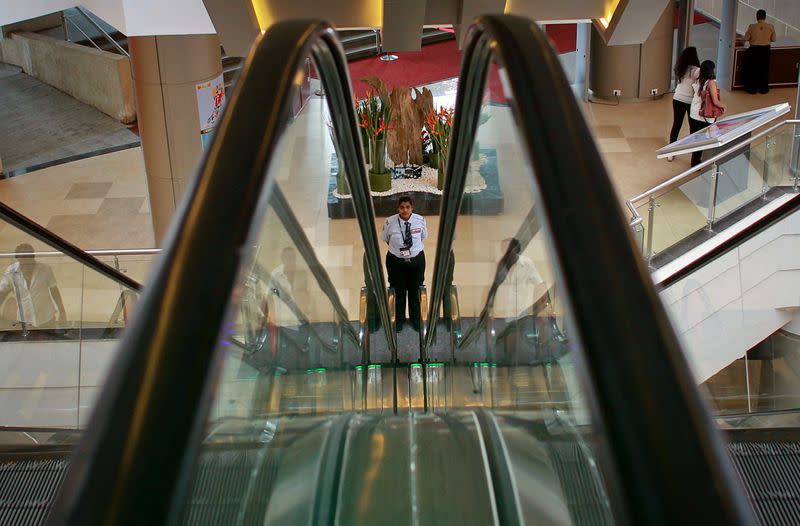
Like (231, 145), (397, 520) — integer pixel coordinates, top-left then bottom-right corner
(712, 139), (769, 221)
(438, 50), (618, 522)
(648, 169), (713, 257)
(0, 235), (138, 429)
(200, 49), (389, 429)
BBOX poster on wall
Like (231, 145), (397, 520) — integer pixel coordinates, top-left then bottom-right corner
(196, 73), (226, 151)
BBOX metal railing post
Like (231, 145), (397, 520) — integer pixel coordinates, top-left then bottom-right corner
(761, 134), (775, 199)
(358, 287), (369, 412)
(418, 285), (429, 412)
(387, 287), (397, 414)
(707, 163), (720, 230)
(793, 68), (800, 189)
(645, 196), (656, 265)
(74, 6), (130, 57)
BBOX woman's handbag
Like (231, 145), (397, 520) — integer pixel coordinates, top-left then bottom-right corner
(699, 81), (724, 121)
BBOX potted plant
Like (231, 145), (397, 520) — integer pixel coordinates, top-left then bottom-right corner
(354, 98), (370, 162)
(425, 106), (454, 190)
(358, 78), (393, 192)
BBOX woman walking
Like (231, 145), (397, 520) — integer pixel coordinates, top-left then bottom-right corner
(668, 47), (701, 160)
(689, 60), (727, 167)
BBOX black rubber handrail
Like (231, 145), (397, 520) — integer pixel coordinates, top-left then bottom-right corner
(0, 201), (140, 291)
(426, 15), (754, 525)
(46, 20), (381, 526)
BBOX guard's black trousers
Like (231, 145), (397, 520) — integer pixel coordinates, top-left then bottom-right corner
(386, 251), (425, 326)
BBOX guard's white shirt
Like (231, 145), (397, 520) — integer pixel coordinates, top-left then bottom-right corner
(382, 213), (427, 258)
(0, 262), (58, 326)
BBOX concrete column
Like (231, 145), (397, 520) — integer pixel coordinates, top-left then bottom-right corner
(129, 35), (222, 243)
(575, 23), (591, 101)
(676, 0), (695, 53)
(716, 0), (738, 89)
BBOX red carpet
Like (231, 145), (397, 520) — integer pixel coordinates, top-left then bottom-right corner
(346, 11), (710, 102)
(674, 8), (710, 28)
(349, 24), (576, 102)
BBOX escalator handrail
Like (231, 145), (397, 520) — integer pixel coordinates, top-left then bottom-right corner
(46, 20), (381, 526)
(626, 118), (799, 226)
(425, 15), (754, 525)
(0, 201), (141, 291)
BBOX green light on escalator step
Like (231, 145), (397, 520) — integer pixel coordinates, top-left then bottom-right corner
(491, 363), (497, 368)
(368, 364), (381, 369)
(411, 363), (422, 368)
(429, 362), (444, 368)
(355, 365), (364, 370)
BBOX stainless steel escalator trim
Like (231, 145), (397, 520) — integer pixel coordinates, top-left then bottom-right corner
(311, 413), (353, 525)
(45, 20), (369, 526)
(473, 408), (521, 526)
(425, 14), (754, 525)
(0, 201), (141, 291)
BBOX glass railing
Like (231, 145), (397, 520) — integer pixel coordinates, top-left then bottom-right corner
(0, 230), (149, 429)
(628, 120), (800, 268)
(202, 32), (402, 423)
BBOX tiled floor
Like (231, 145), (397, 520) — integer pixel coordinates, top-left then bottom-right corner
(0, 72), (139, 174)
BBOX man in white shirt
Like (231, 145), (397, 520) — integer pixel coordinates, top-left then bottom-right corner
(382, 196), (427, 331)
(0, 243), (67, 328)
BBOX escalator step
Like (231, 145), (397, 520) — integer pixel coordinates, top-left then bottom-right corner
(728, 442), (800, 526)
(183, 447), (280, 526)
(0, 458), (70, 526)
(547, 441), (613, 526)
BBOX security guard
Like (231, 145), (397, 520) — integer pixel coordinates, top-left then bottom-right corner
(382, 195), (427, 331)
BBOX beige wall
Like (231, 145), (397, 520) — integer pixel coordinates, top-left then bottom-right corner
(638, 1), (673, 98)
(1, 12), (62, 38)
(590, 1), (672, 100)
(0, 32), (135, 123)
(590, 27), (640, 98)
(695, 0), (800, 42)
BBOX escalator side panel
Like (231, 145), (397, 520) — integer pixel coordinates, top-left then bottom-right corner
(415, 413), (497, 524)
(334, 415), (413, 525)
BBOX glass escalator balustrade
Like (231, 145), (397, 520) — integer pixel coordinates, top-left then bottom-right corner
(177, 20), (621, 526)
(0, 228), (144, 430)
